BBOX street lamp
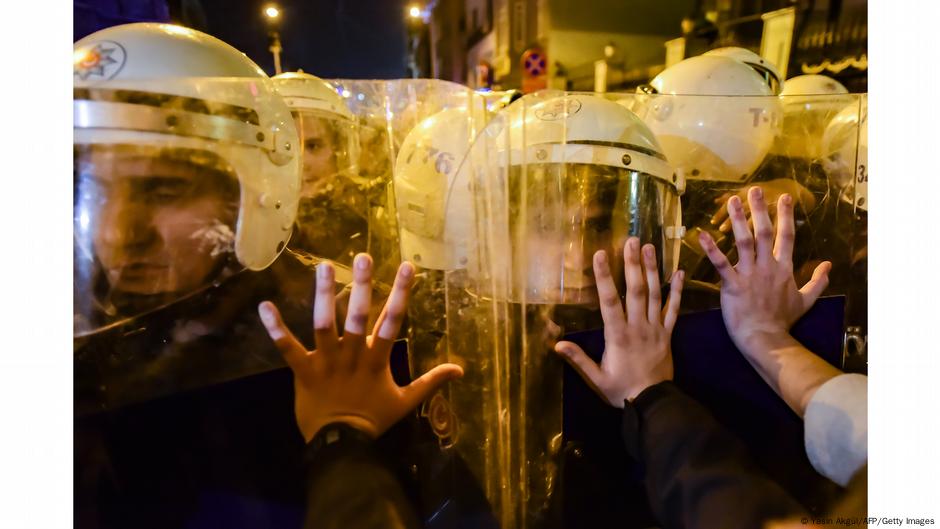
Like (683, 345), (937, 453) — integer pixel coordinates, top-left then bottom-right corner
(263, 3), (283, 75)
(405, 4), (427, 78)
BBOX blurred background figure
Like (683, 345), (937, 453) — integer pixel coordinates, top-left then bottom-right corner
(269, 71), (371, 318)
(273, 71), (364, 265)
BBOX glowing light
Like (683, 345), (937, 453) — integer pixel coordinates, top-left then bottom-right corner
(162, 25), (193, 36)
(264, 5), (280, 19)
(357, 93), (365, 101)
(73, 48), (92, 66)
(79, 212), (90, 230)
(408, 5), (421, 18)
(341, 89), (352, 98)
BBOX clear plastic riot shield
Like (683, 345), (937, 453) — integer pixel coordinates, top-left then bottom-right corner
(623, 90), (867, 372)
(269, 79), (486, 337)
(424, 88), (867, 526)
(820, 94), (868, 372)
(433, 92), (682, 528)
(321, 79), (488, 286)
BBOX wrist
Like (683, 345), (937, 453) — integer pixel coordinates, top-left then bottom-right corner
(304, 421), (378, 467)
(623, 374), (673, 405)
(304, 415), (380, 443)
(734, 329), (798, 358)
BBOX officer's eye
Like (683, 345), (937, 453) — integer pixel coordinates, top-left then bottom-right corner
(305, 139), (325, 152)
(137, 177), (193, 203)
(585, 216), (612, 233)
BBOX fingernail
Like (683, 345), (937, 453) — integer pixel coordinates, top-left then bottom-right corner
(754, 187), (763, 199)
(596, 250), (608, 265)
(258, 303), (275, 326)
(782, 193), (792, 206)
(317, 262), (330, 278)
(355, 254), (370, 270)
(400, 262), (414, 278)
(729, 196), (742, 210)
(630, 237), (640, 251)
(643, 245), (654, 259)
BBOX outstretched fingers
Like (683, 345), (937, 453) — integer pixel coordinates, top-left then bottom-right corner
(623, 238), (648, 324)
(727, 195), (756, 271)
(799, 261), (831, 312)
(554, 341), (606, 395)
(313, 261), (340, 356)
(400, 363), (464, 412)
(367, 261), (416, 370)
(258, 301), (309, 372)
(662, 270), (684, 333)
(698, 230), (737, 285)
(593, 250), (627, 334)
(339, 254), (373, 370)
(773, 193), (796, 264)
(642, 244), (662, 323)
(747, 187), (775, 265)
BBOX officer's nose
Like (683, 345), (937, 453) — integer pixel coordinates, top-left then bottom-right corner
(562, 241), (596, 286)
(98, 199), (158, 254)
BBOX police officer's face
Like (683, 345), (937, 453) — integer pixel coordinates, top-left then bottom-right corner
(86, 150), (236, 296)
(523, 200), (622, 306)
(300, 117), (339, 196)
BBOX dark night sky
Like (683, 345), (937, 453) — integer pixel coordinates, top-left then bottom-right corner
(196, 0), (409, 78)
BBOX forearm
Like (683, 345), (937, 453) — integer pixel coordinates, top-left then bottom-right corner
(738, 332), (843, 417)
(624, 382), (805, 529)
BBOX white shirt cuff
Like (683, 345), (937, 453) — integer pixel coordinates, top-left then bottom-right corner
(804, 373), (868, 486)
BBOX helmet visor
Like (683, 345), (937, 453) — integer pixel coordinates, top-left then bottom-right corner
(74, 144), (241, 336)
(490, 163), (680, 306)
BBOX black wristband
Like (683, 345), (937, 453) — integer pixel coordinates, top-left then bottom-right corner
(621, 381), (679, 460)
(304, 422), (376, 465)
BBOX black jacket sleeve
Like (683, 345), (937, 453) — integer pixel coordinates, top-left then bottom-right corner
(623, 381), (806, 529)
(303, 422), (421, 529)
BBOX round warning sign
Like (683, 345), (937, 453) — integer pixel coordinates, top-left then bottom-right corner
(521, 48), (547, 78)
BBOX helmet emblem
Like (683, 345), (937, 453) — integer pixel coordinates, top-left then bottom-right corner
(74, 41), (126, 81)
(534, 98), (582, 121)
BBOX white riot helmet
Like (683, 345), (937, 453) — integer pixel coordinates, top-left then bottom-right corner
(272, 71), (361, 187)
(73, 23), (300, 335)
(704, 46), (782, 94)
(780, 74), (849, 105)
(774, 74), (852, 159)
(395, 106), (487, 270)
(630, 55), (780, 183)
(822, 96), (867, 211)
(481, 94), (681, 305)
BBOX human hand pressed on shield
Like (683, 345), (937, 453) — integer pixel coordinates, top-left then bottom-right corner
(710, 179), (815, 234)
(259, 254), (464, 442)
(554, 237), (684, 407)
(699, 187), (830, 357)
